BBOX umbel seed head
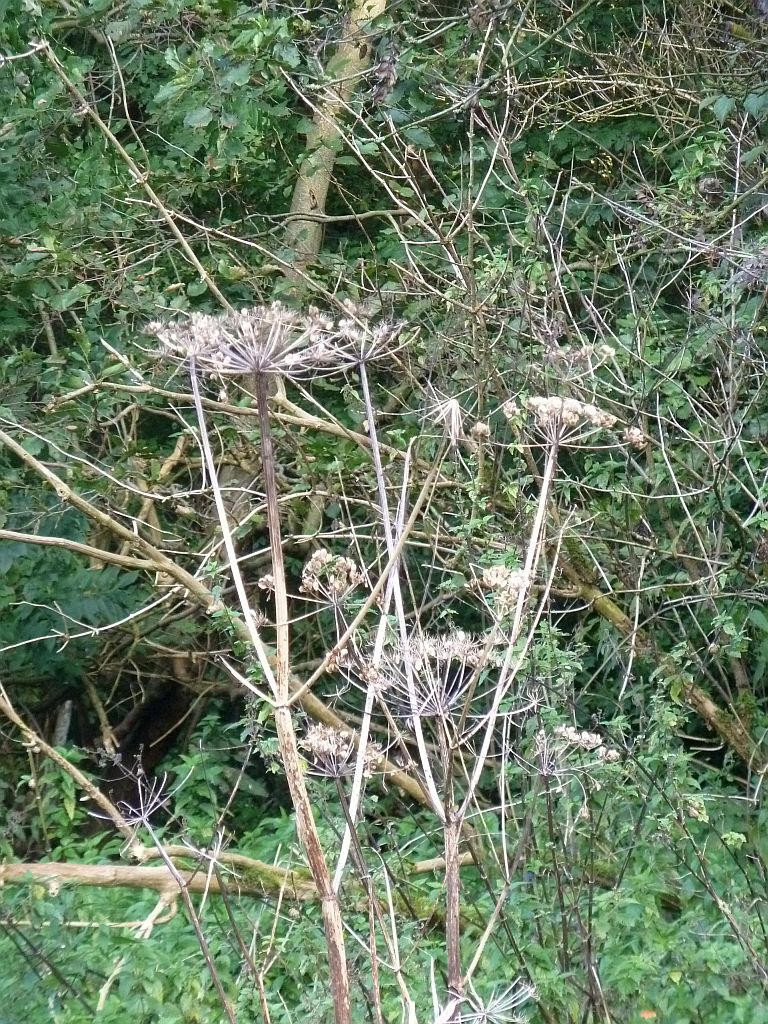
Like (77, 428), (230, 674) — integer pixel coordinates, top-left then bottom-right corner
(147, 302), (403, 380)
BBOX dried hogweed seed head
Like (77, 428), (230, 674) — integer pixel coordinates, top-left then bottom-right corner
(249, 607), (268, 629)
(623, 425), (648, 450)
(599, 747), (621, 763)
(300, 549), (365, 602)
(373, 630), (484, 724)
(526, 396), (617, 432)
(324, 645), (350, 673)
(147, 302), (403, 379)
(407, 629), (482, 668)
(463, 979), (536, 1024)
(554, 725), (603, 750)
(581, 402), (617, 429)
(502, 399), (521, 422)
(545, 342), (615, 368)
(299, 724), (382, 778)
(147, 311), (224, 360)
(553, 724), (620, 762)
(357, 661), (386, 691)
(430, 397), (465, 447)
(476, 565), (530, 615)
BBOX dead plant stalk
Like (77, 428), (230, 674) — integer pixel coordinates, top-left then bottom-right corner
(187, 360), (352, 1024)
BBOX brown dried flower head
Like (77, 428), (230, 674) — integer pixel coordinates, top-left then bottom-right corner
(324, 645), (351, 674)
(526, 396), (617, 434)
(544, 343), (616, 369)
(300, 724), (382, 778)
(300, 549), (366, 603)
(475, 565), (530, 616)
(623, 425), (648, 450)
(552, 725), (620, 763)
(470, 420), (491, 441)
(147, 302), (403, 380)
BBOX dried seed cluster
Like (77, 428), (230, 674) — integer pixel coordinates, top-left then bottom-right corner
(147, 302), (401, 379)
(526, 396), (617, 430)
(300, 724), (382, 778)
(407, 630), (481, 668)
(475, 565), (530, 615)
(300, 549), (365, 602)
(553, 725), (621, 762)
(544, 343), (616, 367)
(623, 425), (649, 450)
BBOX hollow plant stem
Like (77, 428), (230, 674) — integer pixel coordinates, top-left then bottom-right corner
(188, 365), (276, 688)
(443, 811), (463, 1007)
(255, 374), (352, 1024)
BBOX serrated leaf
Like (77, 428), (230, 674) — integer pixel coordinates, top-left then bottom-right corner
(711, 95), (735, 122)
(744, 91), (768, 119)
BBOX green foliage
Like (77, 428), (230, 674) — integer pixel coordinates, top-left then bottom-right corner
(2, 0), (768, 1021)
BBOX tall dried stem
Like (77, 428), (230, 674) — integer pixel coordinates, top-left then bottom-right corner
(254, 373), (351, 1024)
(183, 353), (352, 1024)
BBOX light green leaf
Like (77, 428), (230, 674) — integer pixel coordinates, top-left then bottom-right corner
(184, 106), (214, 129)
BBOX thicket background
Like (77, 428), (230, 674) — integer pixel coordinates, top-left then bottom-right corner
(1, 0), (768, 1022)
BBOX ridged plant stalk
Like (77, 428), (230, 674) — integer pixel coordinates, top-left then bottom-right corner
(186, 357), (351, 1024)
(254, 373), (352, 1024)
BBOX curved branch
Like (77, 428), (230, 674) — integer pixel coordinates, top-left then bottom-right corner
(0, 427), (429, 808)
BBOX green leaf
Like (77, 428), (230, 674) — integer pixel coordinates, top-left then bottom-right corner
(403, 126), (435, 148)
(711, 95), (736, 122)
(48, 282), (91, 311)
(221, 64), (251, 89)
(183, 106), (214, 129)
(744, 91), (768, 119)
(749, 608), (768, 634)
(153, 81), (188, 105)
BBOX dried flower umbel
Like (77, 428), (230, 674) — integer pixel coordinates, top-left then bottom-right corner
(623, 425), (648, 450)
(534, 726), (621, 776)
(430, 397), (465, 447)
(501, 399), (523, 431)
(147, 302), (402, 380)
(300, 549), (366, 604)
(300, 724), (382, 779)
(526, 396), (617, 432)
(544, 343), (616, 370)
(474, 565), (530, 617)
(375, 631), (482, 724)
(461, 979), (536, 1024)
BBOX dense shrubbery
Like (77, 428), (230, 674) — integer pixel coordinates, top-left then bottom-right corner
(2, 1), (768, 1022)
